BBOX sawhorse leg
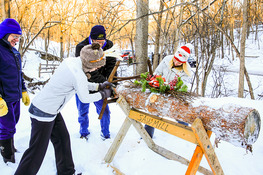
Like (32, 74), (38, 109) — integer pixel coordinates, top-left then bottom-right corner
(188, 118), (224, 175)
(186, 130), (212, 175)
(104, 117), (132, 163)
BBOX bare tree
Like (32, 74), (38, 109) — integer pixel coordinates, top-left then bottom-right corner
(152, 0), (164, 71)
(238, 0), (248, 98)
(135, 0), (149, 75)
(1, 0), (10, 19)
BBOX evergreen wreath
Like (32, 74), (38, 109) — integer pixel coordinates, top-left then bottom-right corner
(134, 72), (188, 93)
(134, 72), (195, 102)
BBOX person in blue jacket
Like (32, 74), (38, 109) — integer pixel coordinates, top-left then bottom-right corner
(0, 18), (30, 163)
(75, 25), (117, 140)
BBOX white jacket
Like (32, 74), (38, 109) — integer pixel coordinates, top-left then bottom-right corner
(30, 57), (102, 121)
(154, 55), (193, 87)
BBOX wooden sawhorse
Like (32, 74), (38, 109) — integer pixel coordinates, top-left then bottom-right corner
(104, 95), (224, 175)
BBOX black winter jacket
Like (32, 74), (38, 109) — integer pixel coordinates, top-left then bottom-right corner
(75, 38), (116, 83)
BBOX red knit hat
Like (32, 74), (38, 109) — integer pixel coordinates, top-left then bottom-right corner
(174, 44), (192, 63)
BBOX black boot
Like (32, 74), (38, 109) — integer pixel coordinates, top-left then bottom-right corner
(0, 138), (15, 163)
(11, 137), (18, 152)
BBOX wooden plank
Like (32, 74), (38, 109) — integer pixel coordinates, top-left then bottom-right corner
(104, 117), (132, 163)
(128, 108), (198, 144)
(40, 71), (55, 73)
(104, 94), (132, 163)
(40, 67), (57, 70)
(186, 131), (212, 175)
(191, 118), (224, 175)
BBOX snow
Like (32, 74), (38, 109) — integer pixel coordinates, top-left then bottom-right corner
(2, 31), (263, 175)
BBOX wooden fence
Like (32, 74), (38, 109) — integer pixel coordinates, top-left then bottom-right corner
(39, 62), (60, 77)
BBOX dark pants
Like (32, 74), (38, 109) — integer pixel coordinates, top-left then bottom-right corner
(0, 100), (20, 140)
(144, 125), (155, 138)
(15, 113), (75, 175)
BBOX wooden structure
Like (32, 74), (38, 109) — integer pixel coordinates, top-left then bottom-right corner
(38, 62), (59, 77)
(104, 82), (261, 174)
(115, 84), (261, 149)
(104, 95), (224, 175)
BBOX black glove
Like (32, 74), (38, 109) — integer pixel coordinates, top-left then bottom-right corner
(99, 88), (112, 99)
(99, 81), (112, 90)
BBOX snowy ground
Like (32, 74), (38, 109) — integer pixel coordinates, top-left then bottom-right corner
(2, 93), (263, 175)
(1, 29), (263, 174)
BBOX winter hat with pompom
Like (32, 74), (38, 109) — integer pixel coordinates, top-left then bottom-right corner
(0, 18), (22, 39)
(80, 42), (105, 77)
(173, 43), (193, 63)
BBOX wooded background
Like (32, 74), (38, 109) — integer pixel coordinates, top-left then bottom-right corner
(1, 0), (262, 99)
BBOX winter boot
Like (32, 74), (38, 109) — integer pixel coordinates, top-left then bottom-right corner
(100, 132), (110, 141)
(80, 134), (90, 141)
(144, 125), (155, 138)
(11, 137), (18, 152)
(0, 138), (15, 163)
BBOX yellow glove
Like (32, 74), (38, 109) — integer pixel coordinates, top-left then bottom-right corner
(0, 97), (8, 117)
(22, 91), (30, 106)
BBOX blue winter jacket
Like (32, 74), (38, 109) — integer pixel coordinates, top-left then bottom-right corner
(0, 39), (26, 102)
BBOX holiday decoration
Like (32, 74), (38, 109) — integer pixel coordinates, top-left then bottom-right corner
(134, 72), (188, 94)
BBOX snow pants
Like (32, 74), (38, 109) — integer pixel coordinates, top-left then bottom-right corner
(75, 94), (110, 138)
(14, 113), (75, 175)
(0, 100), (20, 140)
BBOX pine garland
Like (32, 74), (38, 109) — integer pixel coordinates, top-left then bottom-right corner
(134, 72), (196, 102)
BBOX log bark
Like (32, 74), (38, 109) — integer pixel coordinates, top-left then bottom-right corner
(116, 83), (261, 149)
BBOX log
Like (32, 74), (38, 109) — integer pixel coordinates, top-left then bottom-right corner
(116, 83), (261, 150)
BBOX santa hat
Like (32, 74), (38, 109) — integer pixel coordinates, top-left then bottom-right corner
(173, 43), (193, 63)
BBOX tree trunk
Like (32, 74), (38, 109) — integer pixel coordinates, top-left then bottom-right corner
(201, 44), (216, 97)
(173, 2), (183, 52)
(152, 0), (163, 71)
(1, 0), (4, 20)
(238, 0), (248, 98)
(60, 34), (64, 60)
(1, 0), (10, 19)
(116, 83), (261, 150)
(135, 0), (149, 75)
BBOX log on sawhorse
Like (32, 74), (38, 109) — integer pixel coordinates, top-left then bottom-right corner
(104, 95), (224, 175)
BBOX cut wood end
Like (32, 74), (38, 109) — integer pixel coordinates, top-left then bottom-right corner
(244, 109), (261, 145)
(149, 94), (158, 103)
